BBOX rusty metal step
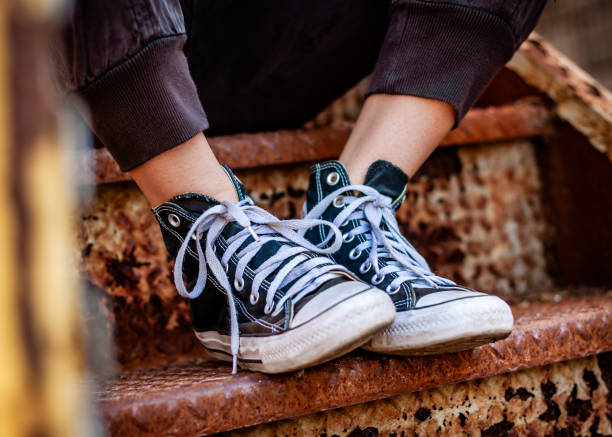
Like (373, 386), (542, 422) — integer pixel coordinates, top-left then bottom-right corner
(95, 292), (612, 436)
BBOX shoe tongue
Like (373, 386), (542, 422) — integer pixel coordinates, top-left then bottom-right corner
(364, 160), (408, 209)
(169, 193), (218, 214)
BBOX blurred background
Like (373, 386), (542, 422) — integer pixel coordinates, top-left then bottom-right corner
(536, 0), (612, 88)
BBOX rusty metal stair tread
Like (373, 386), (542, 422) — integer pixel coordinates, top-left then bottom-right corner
(97, 292), (612, 437)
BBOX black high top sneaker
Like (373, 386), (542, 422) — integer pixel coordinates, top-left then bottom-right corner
(303, 160), (513, 355)
(153, 166), (395, 373)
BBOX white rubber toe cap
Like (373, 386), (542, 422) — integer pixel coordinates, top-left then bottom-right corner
(414, 289), (485, 308)
(290, 281), (389, 328)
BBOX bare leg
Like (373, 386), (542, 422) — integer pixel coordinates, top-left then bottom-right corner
(339, 94), (454, 184)
(129, 133), (238, 206)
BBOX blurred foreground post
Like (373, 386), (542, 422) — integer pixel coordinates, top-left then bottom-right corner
(0, 1), (90, 436)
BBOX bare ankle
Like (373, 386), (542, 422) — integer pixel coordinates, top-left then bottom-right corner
(206, 180), (239, 203)
(129, 133), (238, 206)
(339, 94), (454, 183)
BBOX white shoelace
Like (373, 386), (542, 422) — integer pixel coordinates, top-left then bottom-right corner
(174, 198), (346, 373)
(304, 185), (455, 294)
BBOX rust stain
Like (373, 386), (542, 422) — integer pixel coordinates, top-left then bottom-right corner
(77, 185), (198, 368)
(399, 141), (552, 295)
(441, 98), (552, 146)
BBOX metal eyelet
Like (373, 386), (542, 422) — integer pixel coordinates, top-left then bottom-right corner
(386, 284), (401, 295)
(343, 233), (354, 243)
(264, 304), (273, 315)
(348, 247), (361, 260)
(372, 272), (385, 285)
(168, 213), (181, 228)
(224, 263), (229, 273)
(250, 293), (259, 305)
(234, 277), (244, 291)
(333, 196), (344, 208)
(326, 171), (340, 186)
(191, 233), (203, 241)
(359, 261), (372, 274)
(341, 220), (350, 228)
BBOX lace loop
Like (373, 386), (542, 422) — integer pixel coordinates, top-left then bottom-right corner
(359, 261), (372, 274)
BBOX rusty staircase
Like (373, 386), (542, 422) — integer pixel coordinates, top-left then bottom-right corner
(77, 36), (612, 436)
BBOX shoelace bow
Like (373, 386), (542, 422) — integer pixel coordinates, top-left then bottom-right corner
(304, 185), (455, 293)
(174, 198), (347, 373)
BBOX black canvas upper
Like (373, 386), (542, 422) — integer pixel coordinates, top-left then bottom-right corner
(305, 160), (477, 313)
(153, 167), (353, 341)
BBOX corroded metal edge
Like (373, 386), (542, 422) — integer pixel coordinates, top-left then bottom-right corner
(79, 100), (551, 185)
(97, 293), (612, 437)
(508, 33), (612, 161)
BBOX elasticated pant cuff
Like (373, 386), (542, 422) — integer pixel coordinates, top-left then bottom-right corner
(367, 0), (515, 126)
(80, 35), (208, 171)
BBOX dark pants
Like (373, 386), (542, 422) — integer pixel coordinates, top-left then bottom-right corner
(58, 0), (547, 171)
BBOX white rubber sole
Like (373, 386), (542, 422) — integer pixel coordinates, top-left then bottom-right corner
(363, 295), (514, 355)
(195, 287), (396, 373)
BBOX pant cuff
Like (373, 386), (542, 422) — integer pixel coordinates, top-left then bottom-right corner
(367, 0), (515, 126)
(80, 35), (208, 171)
